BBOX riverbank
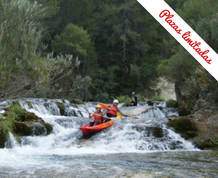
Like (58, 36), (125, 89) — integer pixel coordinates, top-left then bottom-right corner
(167, 107), (218, 150)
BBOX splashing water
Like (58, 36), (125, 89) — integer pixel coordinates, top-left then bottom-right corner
(0, 98), (202, 178)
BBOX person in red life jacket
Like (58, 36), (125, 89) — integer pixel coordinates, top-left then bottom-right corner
(88, 105), (107, 126)
(105, 100), (128, 121)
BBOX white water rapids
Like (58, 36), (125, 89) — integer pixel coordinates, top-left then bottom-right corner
(0, 98), (206, 178)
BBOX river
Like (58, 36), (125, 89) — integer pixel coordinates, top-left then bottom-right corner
(0, 99), (217, 178)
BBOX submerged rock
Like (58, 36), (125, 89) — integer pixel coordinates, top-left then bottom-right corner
(30, 123), (47, 136)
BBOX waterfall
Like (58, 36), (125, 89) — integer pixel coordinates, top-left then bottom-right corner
(5, 132), (20, 148)
(1, 98), (197, 153)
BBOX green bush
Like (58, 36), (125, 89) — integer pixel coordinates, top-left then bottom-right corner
(10, 105), (23, 118)
(117, 95), (131, 103)
(136, 94), (143, 102)
(151, 96), (165, 101)
(166, 99), (178, 108)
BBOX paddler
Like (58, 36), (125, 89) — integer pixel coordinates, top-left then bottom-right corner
(130, 92), (137, 106)
(88, 105), (107, 126)
(105, 99), (128, 120)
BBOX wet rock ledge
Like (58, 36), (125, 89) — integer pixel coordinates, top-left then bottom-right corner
(0, 103), (52, 148)
(167, 109), (218, 150)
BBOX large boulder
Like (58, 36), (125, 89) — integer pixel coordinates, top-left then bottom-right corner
(167, 118), (198, 139)
(0, 104), (53, 148)
(0, 125), (8, 148)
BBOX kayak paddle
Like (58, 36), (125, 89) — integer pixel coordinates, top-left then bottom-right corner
(99, 103), (139, 119)
(99, 103), (109, 110)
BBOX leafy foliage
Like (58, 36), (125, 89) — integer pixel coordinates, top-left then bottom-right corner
(158, 0), (218, 111)
(1, 0), (218, 104)
(151, 96), (165, 101)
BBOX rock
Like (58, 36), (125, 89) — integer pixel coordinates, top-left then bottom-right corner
(192, 99), (210, 113)
(153, 127), (163, 138)
(27, 101), (33, 109)
(166, 99), (178, 108)
(194, 137), (218, 150)
(29, 123), (47, 136)
(167, 118), (198, 139)
(0, 125), (8, 148)
(187, 109), (218, 150)
(68, 99), (84, 104)
(43, 123), (53, 134)
(147, 101), (153, 106)
(14, 121), (53, 136)
(14, 122), (31, 136)
(120, 106), (148, 116)
(55, 102), (65, 115)
(0, 104), (53, 148)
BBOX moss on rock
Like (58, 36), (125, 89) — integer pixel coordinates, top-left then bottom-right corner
(178, 106), (191, 116)
(167, 118), (198, 139)
(147, 101), (153, 106)
(166, 99), (178, 108)
(153, 127), (163, 138)
(56, 102), (65, 115)
(23, 112), (44, 122)
(14, 121), (31, 136)
(27, 101), (33, 109)
(194, 137), (218, 150)
(68, 99), (84, 104)
(0, 125), (8, 148)
(43, 123), (53, 134)
(0, 103), (53, 148)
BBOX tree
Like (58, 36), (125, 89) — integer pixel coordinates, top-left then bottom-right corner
(70, 75), (92, 101)
(51, 23), (96, 77)
(0, 0), (80, 99)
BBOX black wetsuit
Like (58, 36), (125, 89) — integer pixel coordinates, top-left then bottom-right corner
(131, 95), (137, 106)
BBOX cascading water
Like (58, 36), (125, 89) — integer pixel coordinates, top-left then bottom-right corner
(0, 98), (195, 153)
(3, 99), (215, 178)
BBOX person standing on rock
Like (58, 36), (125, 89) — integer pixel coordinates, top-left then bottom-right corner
(130, 92), (137, 106)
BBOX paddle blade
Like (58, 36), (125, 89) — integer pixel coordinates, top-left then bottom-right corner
(116, 112), (122, 119)
(132, 117), (139, 119)
(99, 103), (108, 110)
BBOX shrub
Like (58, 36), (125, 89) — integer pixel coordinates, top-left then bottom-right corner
(10, 105), (23, 118)
(166, 99), (178, 107)
(117, 95), (131, 103)
(151, 96), (165, 101)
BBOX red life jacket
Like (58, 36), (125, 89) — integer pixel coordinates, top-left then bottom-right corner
(107, 104), (117, 116)
(93, 112), (103, 123)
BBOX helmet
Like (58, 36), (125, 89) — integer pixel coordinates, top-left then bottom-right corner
(132, 92), (135, 95)
(96, 105), (102, 108)
(113, 99), (119, 104)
